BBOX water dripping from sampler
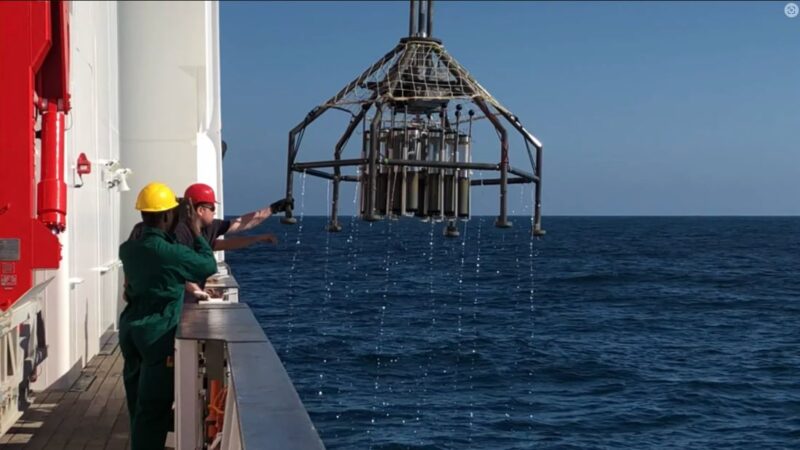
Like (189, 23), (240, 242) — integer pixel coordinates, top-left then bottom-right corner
(468, 215), (483, 441)
(319, 179), (332, 400)
(286, 171), (307, 357)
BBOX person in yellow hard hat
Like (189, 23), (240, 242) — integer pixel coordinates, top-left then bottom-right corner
(118, 182), (217, 450)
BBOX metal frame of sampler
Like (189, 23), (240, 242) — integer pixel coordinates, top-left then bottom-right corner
(281, 0), (546, 236)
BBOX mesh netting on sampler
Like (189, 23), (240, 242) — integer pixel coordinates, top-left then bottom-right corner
(320, 40), (507, 116)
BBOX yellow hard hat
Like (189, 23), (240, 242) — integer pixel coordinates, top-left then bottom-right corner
(135, 182), (179, 212)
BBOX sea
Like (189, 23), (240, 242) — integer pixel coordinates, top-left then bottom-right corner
(226, 216), (800, 449)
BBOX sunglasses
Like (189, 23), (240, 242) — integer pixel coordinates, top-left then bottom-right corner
(199, 204), (216, 212)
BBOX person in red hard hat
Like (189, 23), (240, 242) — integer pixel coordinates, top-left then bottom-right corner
(180, 182), (290, 251)
(177, 183), (291, 300)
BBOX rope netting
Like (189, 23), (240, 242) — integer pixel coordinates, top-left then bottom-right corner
(321, 40), (507, 115)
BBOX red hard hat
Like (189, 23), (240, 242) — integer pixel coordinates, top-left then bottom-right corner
(184, 183), (218, 205)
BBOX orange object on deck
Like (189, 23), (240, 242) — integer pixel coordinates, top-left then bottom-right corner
(206, 379), (227, 441)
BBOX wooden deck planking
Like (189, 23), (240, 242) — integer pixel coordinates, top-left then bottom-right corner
(0, 334), (131, 450)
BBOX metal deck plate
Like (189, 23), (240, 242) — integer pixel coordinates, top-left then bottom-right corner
(176, 303), (267, 343)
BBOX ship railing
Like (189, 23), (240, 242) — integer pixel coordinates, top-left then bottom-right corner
(174, 271), (325, 449)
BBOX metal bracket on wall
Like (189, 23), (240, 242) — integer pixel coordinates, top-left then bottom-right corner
(91, 259), (122, 274)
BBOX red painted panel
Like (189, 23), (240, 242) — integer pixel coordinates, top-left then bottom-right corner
(38, 1), (71, 111)
(0, 1), (68, 310)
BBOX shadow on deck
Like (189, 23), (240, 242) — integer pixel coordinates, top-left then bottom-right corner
(0, 334), (130, 450)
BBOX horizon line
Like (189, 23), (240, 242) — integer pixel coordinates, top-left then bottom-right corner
(221, 213), (800, 218)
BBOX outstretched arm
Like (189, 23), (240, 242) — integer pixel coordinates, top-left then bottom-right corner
(213, 234), (277, 251)
(226, 198), (293, 234)
(226, 207), (271, 234)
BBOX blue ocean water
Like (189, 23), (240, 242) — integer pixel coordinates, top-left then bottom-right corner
(226, 216), (800, 449)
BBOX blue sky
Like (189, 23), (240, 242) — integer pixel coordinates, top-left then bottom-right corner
(220, 1), (800, 216)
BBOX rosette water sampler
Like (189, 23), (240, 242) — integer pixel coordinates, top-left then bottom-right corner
(282, 0), (546, 236)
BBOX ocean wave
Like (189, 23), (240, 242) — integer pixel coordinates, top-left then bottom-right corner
(231, 217), (800, 449)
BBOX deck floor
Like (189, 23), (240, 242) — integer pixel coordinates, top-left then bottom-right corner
(0, 335), (131, 450)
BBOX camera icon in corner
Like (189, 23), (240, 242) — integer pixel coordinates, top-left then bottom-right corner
(786, 2), (799, 18)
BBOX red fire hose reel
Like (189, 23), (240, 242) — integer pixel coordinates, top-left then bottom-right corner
(0, 1), (71, 310)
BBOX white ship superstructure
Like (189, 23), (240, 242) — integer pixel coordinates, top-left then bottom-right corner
(0, 2), (323, 448)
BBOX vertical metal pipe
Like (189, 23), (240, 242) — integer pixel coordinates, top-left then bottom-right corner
(403, 105), (409, 145)
(533, 145), (545, 236)
(418, 0), (427, 37)
(416, 126), (427, 217)
(450, 106), (461, 218)
(388, 109), (396, 214)
(427, 0), (434, 37)
(457, 109), (475, 218)
(439, 104), (447, 217)
(329, 181), (341, 232)
(404, 106), (419, 214)
(439, 104), (447, 153)
(409, 0), (417, 37)
(283, 132), (297, 224)
(366, 105), (383, 221)
(389, 108), (396, 156)
(360, 131), (368, 216)
(330, 157), (342, 231)
(475, 99), (511, 228)
(283, 107), (329, 225)
(453, 106), (461, 166)
(329, 106), (367, 232)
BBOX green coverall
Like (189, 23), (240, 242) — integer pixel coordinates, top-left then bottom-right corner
(119, 227), (217, 450)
